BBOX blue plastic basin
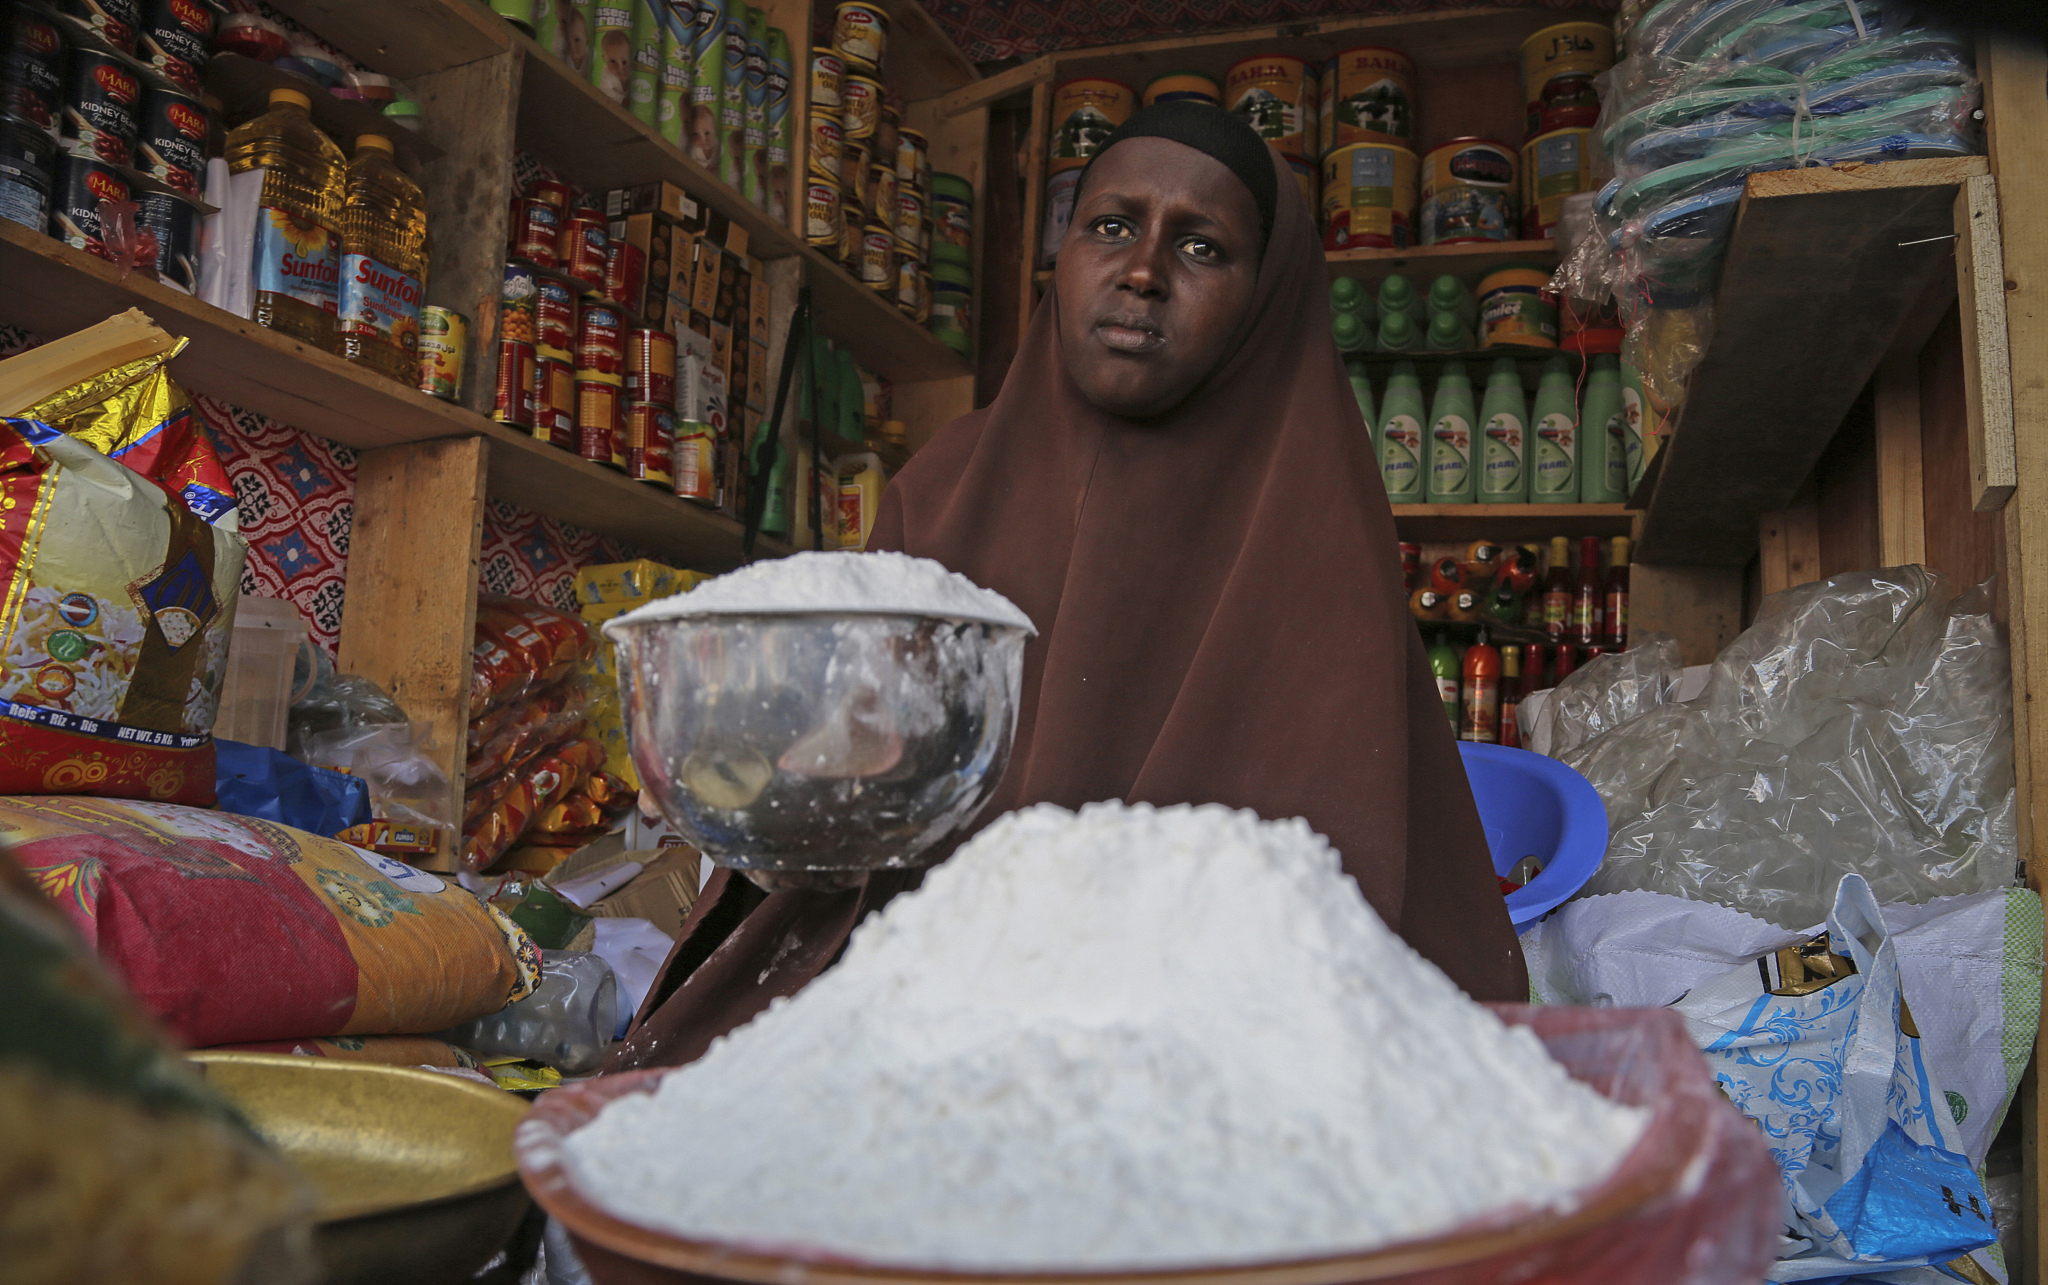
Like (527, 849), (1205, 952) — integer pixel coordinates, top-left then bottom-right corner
(1457, 742), (1609, 933)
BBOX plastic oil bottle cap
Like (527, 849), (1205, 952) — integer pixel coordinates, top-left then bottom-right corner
(354, 134), (395, 154)
(268, 86), (315, 111)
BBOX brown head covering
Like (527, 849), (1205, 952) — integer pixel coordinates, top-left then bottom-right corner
(608, 123), (1524, 1075)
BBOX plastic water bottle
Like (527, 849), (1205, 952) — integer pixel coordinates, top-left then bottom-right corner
(1377, 272), (1423, 326)
(338, 133), (428, 387)
(226, 87), (345, 353)
(1330, 275), (1377, 330)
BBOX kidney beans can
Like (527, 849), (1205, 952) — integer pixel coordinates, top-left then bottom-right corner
(500, 262), (538, 342)
(1522, 127), (1592, 239)
(807, 110), (842, 183)
(624, 402), (674, 484)
(417, 306), (468, 401)
(532, 354), (576, 449)
(602, 239), (645, 311)
(135, 187), (198, 291)
(1049, 78), (1133, 175)
(840, 72), (880, 141)
(1142, 71), (1220, 108)
(50, 149), (126, 257)
(1225, 55), (1309, 158)
(829, 1), (886, 74)
(1320, 141), (1416, 250)
(493, 339), (538, 426)
(558, 212), (608, 291)
(1521, 22), (1613, 135)
(4, 8), (66, 131)
(141, 0), (213, 92)
(63, 0), (139, 54)
(0, 117), (56, 233)
(575, 375), (622, 466)
(136, 84), (206, 194)
(62, 48), (141, 166)
(626, 327), (675, 405)
(513, 198), (561, 268)
(576, 303), (626, 377)
(1330, 45), (1413, 146)
(804, 177), (841, 246)
(534, 276), (576, 356)
(809, 45), (842, 110)
(1420, 137), (1516, 246)
(529, 178), (572, 212)
(1479, 264), (1560, 348)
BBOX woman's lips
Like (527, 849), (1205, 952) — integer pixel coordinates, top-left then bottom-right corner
(1095, 316), (1164, 353)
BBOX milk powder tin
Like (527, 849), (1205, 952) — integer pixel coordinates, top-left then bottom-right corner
(136, 84), (206, 194)
(576, 374), (622, 465)
(1320, 141), (1416, 250)
(892, 187), (922, 256)
(142, 0), (214, 93)
(841, 138), (870, 216)
(895, 126), (926, 185)
(493, 338), (538, 426)
(417, 306), (468, 401)
(1141, 71), (1219, 108)
(534, 276), (577, 355)
(1225, 55), (1308, 158)
(894, 254), (919, 316)
(840, 72), (880, 140)
(1522, 127), (1591, 239)
(62, 47), (140, 166)
(51, 150), (124, 257)
(809, 45), (842, 109)
(135, 186), (198, 292)
(1420, 137), (1516, 246)
(1521, 22), (1613, 135)
(869, 159), (898, 235)
(624, 402), (674, 484)
(1049, 78), (1132, 175)
(803, 177), (841, 246)
(533, 353), (577, 449)
(830, 1), (886, 74)
(1478, 265), (1559, 348)
(3, 8), (65, 131)
(808, 110), (842, 182)
(1330, 46), (1413, 146)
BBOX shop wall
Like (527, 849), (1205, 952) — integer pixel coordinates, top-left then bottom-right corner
(1919, 305), (2007, 604)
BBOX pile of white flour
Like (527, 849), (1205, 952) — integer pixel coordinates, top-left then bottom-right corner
(563, 802), (1647, 1269)
(606, 551), (1034, 631)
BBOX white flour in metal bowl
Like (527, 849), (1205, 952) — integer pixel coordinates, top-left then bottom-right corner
(605, 551), (1035, 632)
(562, 801), (1647, 1270)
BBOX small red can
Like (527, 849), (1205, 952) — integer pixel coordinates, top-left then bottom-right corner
(535, 276), (577, 355)
(493, 339), (537, 427)
(532, 354), (576, 449)
(513, 198), (561, 269)
(602, 239), (646, 312)
(1399, 541), (1421, 590)
(575, 375), (622, 467)
(625, 402), (674, 486)
(673, 422), (716, 504)
(529, 178), (573, 212)
(626, 327), (675, 406)
(575, 304), (626, 378)
(558, 212), (608, 292)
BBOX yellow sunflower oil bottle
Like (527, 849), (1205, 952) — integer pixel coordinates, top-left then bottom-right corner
(226, 87), (345, 353)
(338, 134), (429, 387)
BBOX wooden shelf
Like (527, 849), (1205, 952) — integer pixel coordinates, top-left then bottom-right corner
(207, 53), (443, 170)
(1635, 157), (1987, 566)
(1328, 240), (1559, 284)
(1392, 503), (1633, 543)
(883, 0), (980, 98)
(265, 0), (511, 81)
(0, 220), (777, 569)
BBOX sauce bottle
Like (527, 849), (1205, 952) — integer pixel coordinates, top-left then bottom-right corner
(226, 87), (345, 353)
(1499, 645), (1523, 748)
(1410, 586), (1449, 620)
(1578, 353), (1629, 503)
(1524, 643), (1550, 692)
(1458, 541), (1505, 581)
(1554, 642), (1579, 686)
(1477, 357), (1528, 503)
(1376, 360), (1425, 500)
(1376, 308), (1418, 353)
(1541, 535), (1572, 642)
(1427, 633), (1461, 732)
(835, 451), (886, 550)
(1572, 534), (1603, 646)
(1605, 535), (1631, 649)
(1427, 556), (1464, 595)
(1447, 588), (1483, 623)
(338, 134), (428, 387)
(1459, 629), (1500, 743)
(1485, 582), (1521, 625)
(1344, 355), (1375, 428)
(1530, 353), (1578, 500)
(1425, 360), (1475, 504)
(1499, 543), (1540, 594)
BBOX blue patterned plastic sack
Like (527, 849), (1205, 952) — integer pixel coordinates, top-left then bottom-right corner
(213, 737), (370, 838)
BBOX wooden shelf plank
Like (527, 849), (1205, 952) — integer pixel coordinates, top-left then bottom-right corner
(1636, 156), (1990, 567)
(1391, 503), (1633, 543)
(207, 53), (443, 169)
(0, 220), (776, 569)
(263, 0), (509, 80)
(888, 0), (980, 99)
(1328, 240), (1558, 284)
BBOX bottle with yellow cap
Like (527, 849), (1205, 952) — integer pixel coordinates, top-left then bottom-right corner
(338, 134), (429, 387)
(226, 87), (347, 353)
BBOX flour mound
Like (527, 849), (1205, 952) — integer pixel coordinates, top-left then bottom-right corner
(564, 802), (1646, 1269)
(606, 551), (1034, 632)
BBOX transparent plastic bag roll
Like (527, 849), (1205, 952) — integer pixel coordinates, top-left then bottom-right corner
(1560, 568), (2018, 928)
(1544, 634), (1684, 761)
(301, 721), (457, 829)
(436, 950), (620, 1074)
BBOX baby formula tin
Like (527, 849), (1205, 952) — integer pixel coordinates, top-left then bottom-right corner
(1479, 264), (1559, 348)
(809, 45), (842, 109)
(1049, 78), (1132, 175)
(1331, 45), (1413, 146)
(1420, 137), (1516, 246)
(1521, 22), (1613, 135)
(829, 1), (886, 74)
(1141, 71), (1219, 108)
(808, 109), (842, 183)
(1225, 54), (1308, 158)
(895, 126), (927, 185)
(1521, 126), (1591, 239)
(417, 306), (468, 401)
(1320, 141), (1416, 251)
(859, 218), (892, 292)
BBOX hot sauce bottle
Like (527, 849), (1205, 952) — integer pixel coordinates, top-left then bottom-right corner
(1541, 535), (1572, 642)
(1605, 535), (1632, 650)
(1459, 628), (1501, 744)
(1571, 534), (1603, 647)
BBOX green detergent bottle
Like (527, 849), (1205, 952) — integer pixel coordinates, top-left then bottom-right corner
(1427, 633), (1461, 732)
(1344, 355), (1375, 429)
(1377, 272), (1423, 326)
(1620, 358), (1647, 491)
(1426, 360), (1476, 504)
(1377, 309), (1418, 353)
(1477, 357), (1529, 503)
(1427, 273), (1477, 330)
(1425, 310), (1470, 352)
(1333, 311), (1374, 354)
(1330, 275), (1377, 329)
(1579, 354), (1628, 503)
(1376, 360), (1425, 501)
(1530, 354), (1578, 500)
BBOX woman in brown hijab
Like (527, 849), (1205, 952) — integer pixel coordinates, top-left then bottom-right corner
(611, 104), (1523, 1073)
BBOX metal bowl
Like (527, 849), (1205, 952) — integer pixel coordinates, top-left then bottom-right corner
(611, 612), (1028, 888)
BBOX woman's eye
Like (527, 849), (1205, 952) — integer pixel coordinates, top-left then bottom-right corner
(1091, 216), (1133, 240)
(1181, 237), (1222, 262)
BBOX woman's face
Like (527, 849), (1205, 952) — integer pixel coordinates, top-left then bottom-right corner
(1054, 136), (1261, 419)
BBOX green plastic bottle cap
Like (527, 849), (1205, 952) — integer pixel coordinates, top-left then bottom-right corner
(1428, 312), (1464, 345)
(1429, 274), (1464, 307)
(1380, 273), (1414, 303)
(381, 97), (422, 118)
(930, 172), (973, 202)
(1332, 312), (1366, 349)
(1380, 312), (1414, 344)
(1330, 276), (1365, 310)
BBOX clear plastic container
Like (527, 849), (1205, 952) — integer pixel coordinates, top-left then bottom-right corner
(338, 134), (429, 386)
(216, 595), (311, 750)
(225, 88), (346, 354)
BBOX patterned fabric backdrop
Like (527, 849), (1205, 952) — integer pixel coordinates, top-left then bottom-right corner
(923, 0), (1617, 65)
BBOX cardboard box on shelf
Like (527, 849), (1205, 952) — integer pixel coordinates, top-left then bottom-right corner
(574, 559), (686, 605)
(607, 213), (684, 328)
(605, 181), (702, 226)
(690, 241), (721, 320)
(748, 263), (770, 348)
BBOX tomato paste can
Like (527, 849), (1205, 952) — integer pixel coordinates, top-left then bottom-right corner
(558, 211), (608, 292)
(859, 219), (892, 292)
(141, 0), (214, 93)
(809, 45), (843, 110)
(0, 118), (56, 233)
(575, 375), (622, 466)
(534, 276), (576, 356)
(829, 0), (886, 75)
(135, 187), (199, 292)
(1521, 22), (1613, 136)
(417, 306), (468, 401)
(575, 303), (626, 378)
(500, 262), (538, 342)
(529, 178), (573, 212)
(61, 47), (140, 166)
(513, 197), (561, 268)
(1320, 141), (1416, 250)
(602, 239), (645, 311)
(1049, 78), (1133, 175)
(840, 72), (880, 141)
(804, 177), (841, 247)
(136, 84), (206, 194)
(493, 338), (538, 426)
(807, 109), (842, 183)
(4, 8), (66, 131)
(63, 0), (138, 53)
(1478, 264), (1560, 348)
(1330, 45), (1413, 147)
(624, 401), (674, 484)
(50, 149), (126, 257)
(1225, 55), (1308, 158)
(1420, 137), (1516, 246)
(1142, 70), (1220, 108)
(626, 326), (675, 405)
(1522, 126), (1592, 239)
(532, 353), (576, 449)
